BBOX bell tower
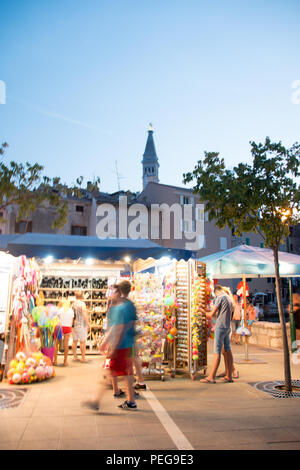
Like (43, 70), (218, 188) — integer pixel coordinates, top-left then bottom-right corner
(142, 123), (160, 189)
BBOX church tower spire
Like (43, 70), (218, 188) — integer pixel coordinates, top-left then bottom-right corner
(142, 123), (159, 189)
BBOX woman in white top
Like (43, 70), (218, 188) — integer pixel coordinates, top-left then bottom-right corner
(57, 298), (74, 366)
(72, 290), (90, 363)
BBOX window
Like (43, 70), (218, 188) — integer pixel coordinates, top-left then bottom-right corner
(71, 225), (87, 236)
(15, 220), (32, 234)
(180, 195), (189, 205)
(220, 237), (227, 250)
(76, 205), (84, 213)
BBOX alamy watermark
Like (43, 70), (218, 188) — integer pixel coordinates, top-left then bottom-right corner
(0, 81), (6, 104)
(96, 196), (205, 250)
(291, 80), (300, 104)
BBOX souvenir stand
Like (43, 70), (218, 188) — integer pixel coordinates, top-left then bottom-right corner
(0, 252), (16, 380)
(2, 234), (194, 361)
(132, 258), (208, 380)
(0, 254), (41, 378)
(130, 272), (165, 381)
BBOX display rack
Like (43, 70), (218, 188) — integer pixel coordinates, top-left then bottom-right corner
(174, 260), (190, 372)
(131, 273), (165, 381)
(190, 261), (208, 379)
(172, 260), (207, 379)
(39, 275), (109, 353)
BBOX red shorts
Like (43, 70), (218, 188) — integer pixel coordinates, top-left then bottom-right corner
(62, 327), (72, 335)
(109, 348), (132, 377)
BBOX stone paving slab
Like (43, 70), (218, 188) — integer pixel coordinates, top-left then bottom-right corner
(0, 342), (300, 450)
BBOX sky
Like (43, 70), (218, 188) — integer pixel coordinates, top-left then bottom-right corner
(0, 0), (300, 194)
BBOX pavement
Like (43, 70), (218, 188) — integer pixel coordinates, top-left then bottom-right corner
(1, 341), (300, 451)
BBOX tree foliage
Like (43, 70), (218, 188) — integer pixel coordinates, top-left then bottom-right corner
(183, 137), (300, 249)
(0, 142), (100, 229)
(184, 137), (300, 392)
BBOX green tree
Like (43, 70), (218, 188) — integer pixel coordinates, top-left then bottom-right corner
(184, 137), (300, 392)
(0, 142), (100, 229)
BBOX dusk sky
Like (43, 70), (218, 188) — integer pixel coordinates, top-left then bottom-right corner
(1, 0), (300, 194)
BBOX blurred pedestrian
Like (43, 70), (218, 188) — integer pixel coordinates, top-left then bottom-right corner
(72, 290), (90, 363)
(82, 280), (137, 411)
(105, 284), (126, 397)
(200, 285), (235, 384)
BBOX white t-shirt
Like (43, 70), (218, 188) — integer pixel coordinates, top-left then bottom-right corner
(59, 307), (74, 327)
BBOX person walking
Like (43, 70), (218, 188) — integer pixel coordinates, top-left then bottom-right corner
(72, 290), (90, 363)
(83, 280), (137, 411)
(200, 285), (235, 384)
(105, 284), (126, 398)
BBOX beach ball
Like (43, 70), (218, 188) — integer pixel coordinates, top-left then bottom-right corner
(45, 366), (53, 379)
(25, 357), (36, 368)
(44, 356), (52, 367)
(27, 366), (36, 376)
(16, 362), (25, 373)
(16, 351), (26, 362)
(9, 359), (18, 370)
(35, 366), (45, 381)
(167, 333), (174, 343)
(170, 327), (178, 337)
(21, 372), (30, 384)
(12, 373), (22, 384)
(7, 368), (16, 380)
(33, 352), (43, 362)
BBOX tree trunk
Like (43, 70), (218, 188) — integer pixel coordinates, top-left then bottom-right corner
(273, 247), (292, 392)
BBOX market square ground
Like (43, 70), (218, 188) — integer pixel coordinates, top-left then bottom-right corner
(1, 341), (300, 451)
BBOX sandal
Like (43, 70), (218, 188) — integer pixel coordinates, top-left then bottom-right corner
(233, 370), (239, 379)
(216, 372), (226, 378)
(200, 378), (216, 384)
(114, 389), (125, 397)
(221, 377), (234, 383)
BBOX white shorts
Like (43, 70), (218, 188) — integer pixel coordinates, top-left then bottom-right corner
(72, 326), (87, 342)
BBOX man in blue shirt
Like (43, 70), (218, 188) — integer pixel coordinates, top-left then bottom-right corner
(82, 281), (137, 411)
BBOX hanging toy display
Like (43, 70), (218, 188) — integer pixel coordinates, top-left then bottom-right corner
(190, 262), (208, 374)
(206, 279), (216, 341)
(31, 304), (62, 363)
(130, 273), (165, 379)
(163, 265), (178, 344)
(7, 350), (55, 385)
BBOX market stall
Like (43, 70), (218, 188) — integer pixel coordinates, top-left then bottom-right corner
(1, 234), (195, 364)
(0, 252), (43, 382)
(198, 244), (300, 361)
(132, 258), (208, 380)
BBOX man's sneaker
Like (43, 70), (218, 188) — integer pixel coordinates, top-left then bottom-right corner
(134, 383), (147, 390)
(118, 401), (137, 410)
(114, 389), (125, 397)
